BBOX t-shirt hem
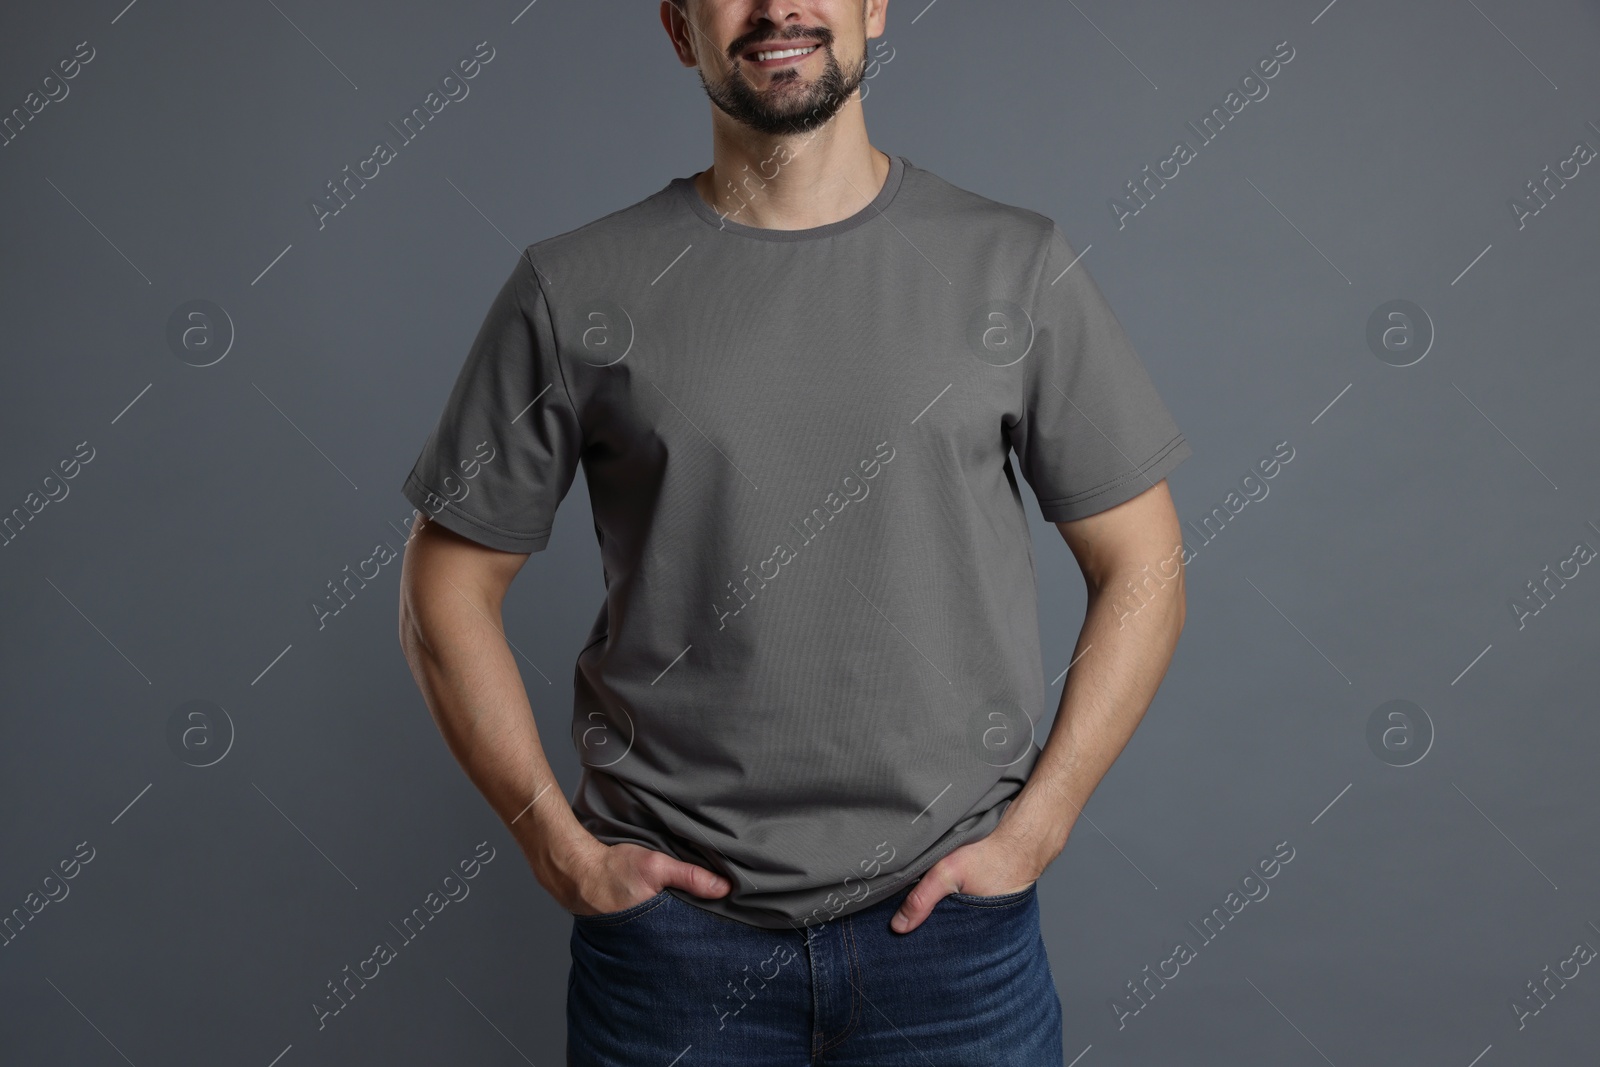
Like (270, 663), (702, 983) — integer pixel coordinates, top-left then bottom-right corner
(1035, 434), (1193, 522)
(400, 471), (552, 554)
(662, 801), (1010, 930)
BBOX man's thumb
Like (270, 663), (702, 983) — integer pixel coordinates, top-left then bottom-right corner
(663, 860), (732, 899)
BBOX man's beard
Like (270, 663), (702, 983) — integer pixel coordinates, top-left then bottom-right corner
(698, 35), (868, 136)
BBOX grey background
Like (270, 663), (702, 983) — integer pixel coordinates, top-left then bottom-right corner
(2, 0), (1597, 1063)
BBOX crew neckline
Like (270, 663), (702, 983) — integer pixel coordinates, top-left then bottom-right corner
(672, 153), (907, 241)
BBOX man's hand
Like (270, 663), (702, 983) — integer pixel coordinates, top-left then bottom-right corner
(888, 482), (1186, 935)
(533, 835), (733, 917)
(888, 821), (1059, 933)
(399, 518), (735, 921)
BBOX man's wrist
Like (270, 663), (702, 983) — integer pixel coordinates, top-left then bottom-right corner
(1000, 786), (1076, 872)
(511, 803), (598, 882)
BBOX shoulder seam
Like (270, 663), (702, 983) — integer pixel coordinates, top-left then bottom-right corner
(1019, 215), (1059, 413)
(519, 248), (585, 443)
(1025, 214), (1057, 314)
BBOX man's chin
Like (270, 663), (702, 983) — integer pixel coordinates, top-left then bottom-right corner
(703, 67), (861, 135)
(718, 100), (837, 135)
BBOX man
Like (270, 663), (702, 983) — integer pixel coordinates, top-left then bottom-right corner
(397, 0), (1191, 1062)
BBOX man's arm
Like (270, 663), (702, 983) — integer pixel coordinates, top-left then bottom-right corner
(891, 479), (1186, 932)
(396, 513), (730, 915)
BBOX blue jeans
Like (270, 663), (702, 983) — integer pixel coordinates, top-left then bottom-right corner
(567, 881), (1064, 1065)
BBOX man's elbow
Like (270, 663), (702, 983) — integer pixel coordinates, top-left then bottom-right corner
(396, 518), (526, 661)
(397, 570), (437, 667)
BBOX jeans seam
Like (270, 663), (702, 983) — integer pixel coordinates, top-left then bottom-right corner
(948, 882), (1037, 907)
(571, 888), (672, 927)
(949, 900), (1030, 911)
(808, 928), (825, 1059)
(814, 917), (865, 1055)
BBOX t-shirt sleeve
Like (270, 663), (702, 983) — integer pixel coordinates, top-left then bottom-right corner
(400, 249), (583, 553)
(1007, 223), (1192, 523)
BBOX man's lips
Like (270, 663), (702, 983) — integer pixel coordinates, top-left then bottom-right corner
(741, 40), (822, 66)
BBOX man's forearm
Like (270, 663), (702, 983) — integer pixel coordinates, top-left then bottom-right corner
(1000, 558), (1186, 868)
(398, 582), (593, 876)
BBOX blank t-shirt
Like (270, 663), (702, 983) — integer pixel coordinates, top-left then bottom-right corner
(401, 153), (1191, 929)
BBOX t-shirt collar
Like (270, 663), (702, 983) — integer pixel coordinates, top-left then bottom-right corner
(672, 153), (906, 241)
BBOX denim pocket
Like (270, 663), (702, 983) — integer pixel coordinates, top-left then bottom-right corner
(571, 888), (673, 926)
(947, 883), (1037, 908)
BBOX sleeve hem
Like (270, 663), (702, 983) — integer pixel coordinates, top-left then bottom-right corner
(1035, 434), (1192, 523)
(401, 471), (552, 554)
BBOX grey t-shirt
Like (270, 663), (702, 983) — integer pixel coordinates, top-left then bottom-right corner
(401, 153), (1191, 929)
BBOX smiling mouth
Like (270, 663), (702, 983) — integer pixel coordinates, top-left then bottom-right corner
(744, 42), (820, 64)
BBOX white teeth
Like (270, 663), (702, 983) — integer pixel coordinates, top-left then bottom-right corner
(754, 44), (817, 62)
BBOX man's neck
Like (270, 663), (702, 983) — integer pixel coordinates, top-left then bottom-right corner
(691, 127), (890, 232)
